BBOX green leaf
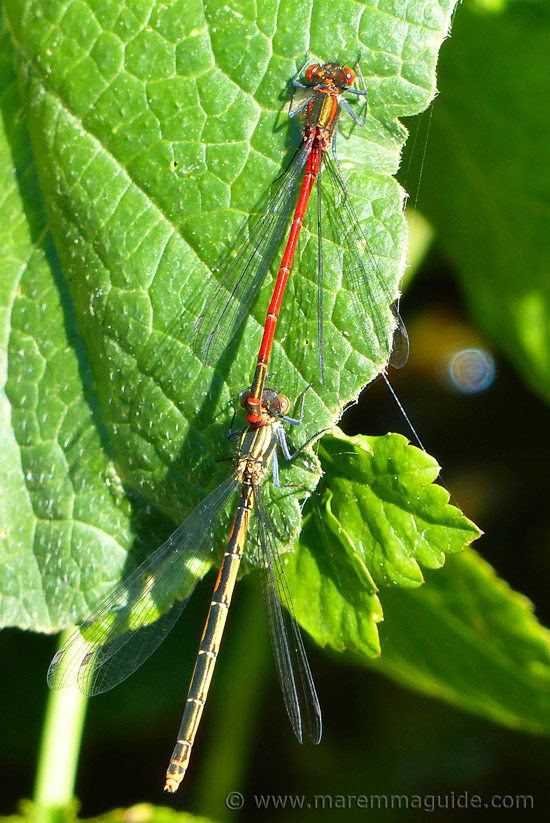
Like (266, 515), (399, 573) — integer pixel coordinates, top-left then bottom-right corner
(286, 428), (550, 732)
(410, 0), (550, 401)
(370, 549), (550, 733)
(286, 429), (480, 657)
(2, 801), (217, 823)
(0, 13), (145, 633)
(1, 0), (458, 632)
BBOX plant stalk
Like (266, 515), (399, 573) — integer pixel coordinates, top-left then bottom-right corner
(33, 630), (88, 823)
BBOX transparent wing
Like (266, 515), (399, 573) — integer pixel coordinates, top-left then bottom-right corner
(48, 476), (240, 695)
(321, 153), (409, 369)
(388, 304), (409, 368)
(192, 143), (310, 365)
(254, 480), (322, 744)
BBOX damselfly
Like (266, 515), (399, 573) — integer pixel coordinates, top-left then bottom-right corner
(192, 60), (408, 399)
(47, 388), (321, 792)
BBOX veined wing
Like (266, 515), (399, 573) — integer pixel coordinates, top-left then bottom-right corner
(254, 480), (322, 744)
(321, 153), (409, 369)
(191, 142), (310, 365)
(47, 476), (240, 695)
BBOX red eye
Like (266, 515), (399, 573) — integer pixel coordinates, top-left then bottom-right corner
(305, 63), (320, 83)
(342, 66), (356, 86)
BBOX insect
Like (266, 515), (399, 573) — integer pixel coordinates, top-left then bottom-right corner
(48, 387), (321, 792)
(192, 60), (408, 398)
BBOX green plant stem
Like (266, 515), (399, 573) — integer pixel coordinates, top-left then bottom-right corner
(34, 630), (88, 823)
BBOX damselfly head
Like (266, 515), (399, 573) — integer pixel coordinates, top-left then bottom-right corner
(239, 387), (290, 418)
(305, 63), (356, 89)
(268, 392), (291, 417)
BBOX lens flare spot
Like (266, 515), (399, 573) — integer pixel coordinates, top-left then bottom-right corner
(449, 348), (495, 393)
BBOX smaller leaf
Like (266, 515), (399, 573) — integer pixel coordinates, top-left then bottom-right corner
(289, 495), (384, 658)
(318, 429), (480, 587)
(286, 429), (480, 658)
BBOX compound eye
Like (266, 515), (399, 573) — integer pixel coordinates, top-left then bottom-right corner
(239, 388), (251, 408)
(278, 395), (290, 416)
(342, 66), (356, 86)
(305, 63), (320, 83)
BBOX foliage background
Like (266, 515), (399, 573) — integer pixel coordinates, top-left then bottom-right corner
(1, 0), (550, 821)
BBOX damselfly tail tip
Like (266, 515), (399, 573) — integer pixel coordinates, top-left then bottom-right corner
(164, 776), (181, 793)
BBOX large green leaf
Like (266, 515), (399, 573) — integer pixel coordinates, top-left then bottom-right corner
(1, 0), (459, 632)
(371, 549), (550, 733)
(410, 0), (550, 401)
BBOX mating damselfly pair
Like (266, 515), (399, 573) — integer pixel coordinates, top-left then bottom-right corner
(48, 60), (407, 791)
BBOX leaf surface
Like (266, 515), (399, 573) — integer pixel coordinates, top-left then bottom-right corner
(287, 429), (550, 731)
(1, 0), (458, 631)
(287, 429), (480, 657)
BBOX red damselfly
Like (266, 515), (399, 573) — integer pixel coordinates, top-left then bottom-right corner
(192, 60), (408, 404)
